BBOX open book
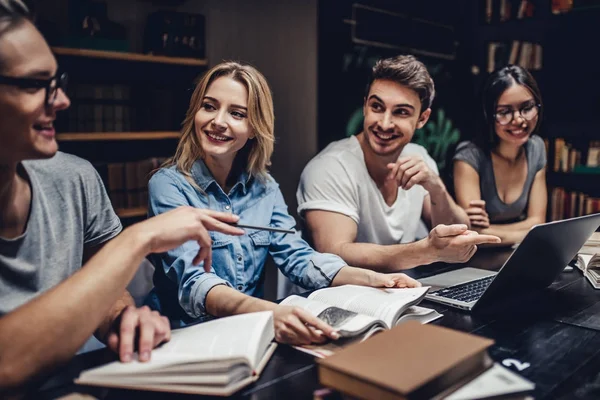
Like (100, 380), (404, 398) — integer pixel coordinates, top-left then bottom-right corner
(76, 311), (277, 396)
(576, 253), (600, 288)
(280, 285), (442, 357)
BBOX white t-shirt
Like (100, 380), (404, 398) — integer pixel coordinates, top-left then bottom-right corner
(297, 136), (439, 245)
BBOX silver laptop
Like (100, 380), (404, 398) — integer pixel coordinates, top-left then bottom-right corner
(420, 213), (600, 312)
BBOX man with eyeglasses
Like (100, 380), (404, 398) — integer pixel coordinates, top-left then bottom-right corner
(453, 65), (547, 246)
(0, 1), (245, 393)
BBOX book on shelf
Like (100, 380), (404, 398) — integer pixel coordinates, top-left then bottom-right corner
(317, 321), (497, 400)
(485, 0), (535, 24)
(280, 285), (442, 358)
(96, 158), (165, 211)
(76, 311), (277, 396)
(550, 188), (600, 221)
(487, 40), (542, 74)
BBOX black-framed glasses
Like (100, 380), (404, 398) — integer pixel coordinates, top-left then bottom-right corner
(494, 103), (541, 126)
(0, 72), (68, 107)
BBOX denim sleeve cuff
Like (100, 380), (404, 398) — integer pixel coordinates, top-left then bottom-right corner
(187, 274), (233, 317)
(305, 252), (346, 289)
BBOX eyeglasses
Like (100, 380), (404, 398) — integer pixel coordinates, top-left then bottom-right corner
(0, 72), (68, 107)
(494, 103), (540, 126)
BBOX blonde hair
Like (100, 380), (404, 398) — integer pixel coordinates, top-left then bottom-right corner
(164, 61), (275, 186)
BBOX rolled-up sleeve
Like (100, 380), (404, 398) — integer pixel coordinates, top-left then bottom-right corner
(148, 170), (231, 318)
(269, 186), (346, 289)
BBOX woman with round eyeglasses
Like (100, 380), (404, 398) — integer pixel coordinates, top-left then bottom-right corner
(452, 65), (547, 246)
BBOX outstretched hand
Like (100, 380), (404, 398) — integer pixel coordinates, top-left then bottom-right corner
(427, 224), (501, 263)
(136, 206), (245, 272)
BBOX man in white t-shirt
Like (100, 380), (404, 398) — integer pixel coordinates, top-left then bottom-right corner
(297, 55), (500, 272)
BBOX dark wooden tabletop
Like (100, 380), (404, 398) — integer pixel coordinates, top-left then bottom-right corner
(34, 248), (600, 400)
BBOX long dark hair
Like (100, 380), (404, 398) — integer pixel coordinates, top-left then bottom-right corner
(477, 65), (543, 153)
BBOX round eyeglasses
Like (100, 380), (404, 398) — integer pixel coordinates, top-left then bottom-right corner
(494, 103), (540, 126)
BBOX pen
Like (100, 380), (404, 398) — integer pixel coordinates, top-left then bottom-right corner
(233, 223), (295, 234)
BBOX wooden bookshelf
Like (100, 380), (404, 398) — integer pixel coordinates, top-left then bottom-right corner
(115, 207), (147, 219)
(51, 47), (208, 67)
(56, 132), (181, 141)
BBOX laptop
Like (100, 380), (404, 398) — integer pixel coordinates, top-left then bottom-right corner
(420, 213), (600, 312)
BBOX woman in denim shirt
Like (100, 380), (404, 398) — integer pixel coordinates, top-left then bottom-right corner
(147, 62), (420, 345)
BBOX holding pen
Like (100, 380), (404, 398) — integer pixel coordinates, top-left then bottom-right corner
(231, 223), (296, 234)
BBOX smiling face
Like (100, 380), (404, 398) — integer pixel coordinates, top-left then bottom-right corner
(361, 79), (430, 160)
(0, 21), (70, 164)
(194, 75), (254, 167)
(494, 84), (539, 147)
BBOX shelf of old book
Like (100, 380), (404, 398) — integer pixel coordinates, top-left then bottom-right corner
(56, 132), (182, 141)
(51, 47), (208, 67)
(115, 207), (147, 219)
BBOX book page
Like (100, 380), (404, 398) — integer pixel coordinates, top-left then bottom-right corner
(79, 311), (273, 380)
(307, 285), (429, 328)
(444, 363), (534, 400)
(395, 305), (443, 326)
(157, 311), (272, 368)
(281, 295), (385, 335)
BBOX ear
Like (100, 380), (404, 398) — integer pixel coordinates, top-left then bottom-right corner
(416, 108), (432, 129)
(249, 131), (256, 140)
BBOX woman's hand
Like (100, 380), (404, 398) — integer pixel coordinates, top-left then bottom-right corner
(466, 200), (490, 229)
(272, 305), (340, 345)
(332, 266), (421, 288)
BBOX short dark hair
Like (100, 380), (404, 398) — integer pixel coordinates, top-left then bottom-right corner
(0, 0), (32, 71)
(0, 0), (30, 33)
(365, 55), (435, 113)
(479, 65), (543, 151)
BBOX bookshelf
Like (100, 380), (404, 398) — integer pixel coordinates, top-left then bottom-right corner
(470, 1), (600, 221)
(53, 44), (204, 224)
(115, 207), (148, 219)
(56, 131), (182, 142)
(51, 47), (208, 67)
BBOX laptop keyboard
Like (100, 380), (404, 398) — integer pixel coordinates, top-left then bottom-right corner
(429, 275), (495, 303)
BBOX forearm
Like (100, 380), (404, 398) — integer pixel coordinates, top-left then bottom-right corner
(331, 240), (436, 272)
(479, 217), (543, 245)
(94, 290), (136, 343)
(205, 285), (277, 317)
(0, 226), (149, 392)
(429, 188), (470, 227)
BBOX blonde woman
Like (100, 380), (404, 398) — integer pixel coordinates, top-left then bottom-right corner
(147, 62), (420, 345)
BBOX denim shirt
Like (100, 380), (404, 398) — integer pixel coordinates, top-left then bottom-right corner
(146, 160), (346, 325)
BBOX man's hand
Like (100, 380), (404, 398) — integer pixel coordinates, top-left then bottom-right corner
(427, 224), (501, 263)
(106, 305), (170, 363)
(272, 305), (340, 345)
(465, 200), (490, 229)
(134, 206), (245, 272)
(386, 155), (442, 194)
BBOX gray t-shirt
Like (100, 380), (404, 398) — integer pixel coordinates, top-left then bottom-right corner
(0, 152), (122, 317)
(453, 135), (547, 223)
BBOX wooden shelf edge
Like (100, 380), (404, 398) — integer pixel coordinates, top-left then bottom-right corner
(52, 47), (208, 67)
(56, 132), (182, 141)
(116, 207), (147, 218)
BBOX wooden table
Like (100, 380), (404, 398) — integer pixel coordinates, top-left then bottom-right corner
(35, 248), (600, 399)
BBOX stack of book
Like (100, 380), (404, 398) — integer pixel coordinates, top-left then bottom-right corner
(317, 321), (535, 399)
